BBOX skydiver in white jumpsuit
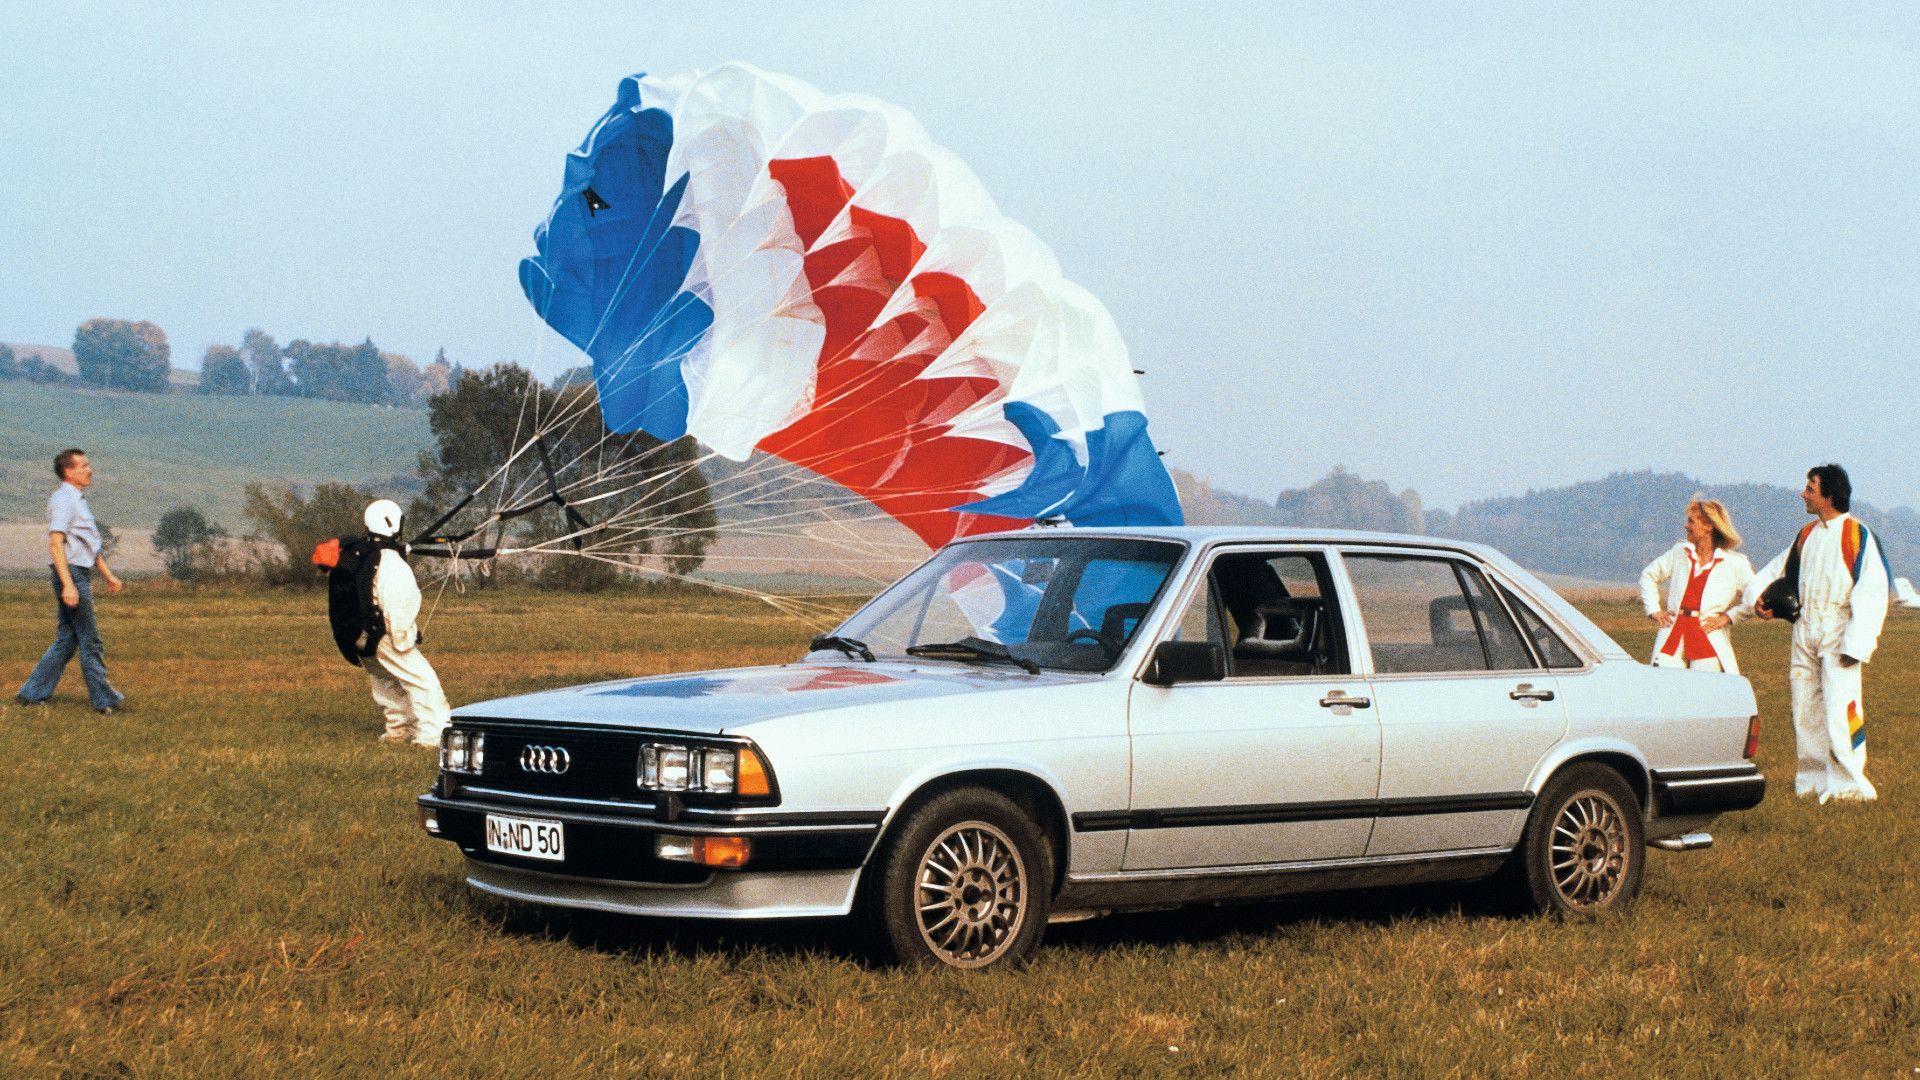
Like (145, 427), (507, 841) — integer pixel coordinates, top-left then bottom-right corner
(362, 500), (451, 749)
(1743, 466), (1890, 803)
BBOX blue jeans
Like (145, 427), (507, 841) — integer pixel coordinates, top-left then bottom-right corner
(17, 566), (123, 710)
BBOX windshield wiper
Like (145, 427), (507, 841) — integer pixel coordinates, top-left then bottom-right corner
(808, 634), (876, 663)
(906, 637), (1042, 675)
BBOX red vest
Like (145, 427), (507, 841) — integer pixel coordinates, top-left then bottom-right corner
(1659, 556), (1718, 662)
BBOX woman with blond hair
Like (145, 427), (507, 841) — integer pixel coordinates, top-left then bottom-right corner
(1640, 498), (1755, 673)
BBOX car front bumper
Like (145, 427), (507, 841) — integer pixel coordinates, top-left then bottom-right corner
(417, 792), (882, 918)
(462, 857), (866, 919)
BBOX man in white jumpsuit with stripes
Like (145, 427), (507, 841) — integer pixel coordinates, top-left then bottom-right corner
(363, 500), (450, 750)
(1744, 465), (1890, 803)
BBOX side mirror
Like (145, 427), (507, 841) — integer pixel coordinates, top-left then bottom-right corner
(1143, 641), (1226, 686)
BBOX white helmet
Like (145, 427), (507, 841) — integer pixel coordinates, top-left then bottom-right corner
(364, 499), (404, 538)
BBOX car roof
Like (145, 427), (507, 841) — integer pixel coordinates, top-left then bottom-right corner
(965, 524), (1502, 558)
(951, 525), (1632, 662)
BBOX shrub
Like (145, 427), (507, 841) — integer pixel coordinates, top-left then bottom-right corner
(152, 507), (230, 582)
(242, 481), (377, 587)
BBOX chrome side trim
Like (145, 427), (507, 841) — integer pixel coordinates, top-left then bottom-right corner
(1661, 777), (1754, 791)
(1067, 845), (1513, 885)
(1651, 764), (1760, 782)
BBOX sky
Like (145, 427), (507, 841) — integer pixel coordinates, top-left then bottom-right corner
(2, 2), (1915, 511)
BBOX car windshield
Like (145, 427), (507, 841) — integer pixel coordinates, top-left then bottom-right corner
(831, 535), (1185, 673)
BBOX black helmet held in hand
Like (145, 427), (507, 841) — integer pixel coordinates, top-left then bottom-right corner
(1759, 577), (1800, 622)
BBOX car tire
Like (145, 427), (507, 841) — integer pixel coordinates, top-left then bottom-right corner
(857, 787), (1054, 969)
(1511, 763), (1645, 916)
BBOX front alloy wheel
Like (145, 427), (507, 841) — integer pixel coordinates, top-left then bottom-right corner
(861, 788), (1053, 969)
(913, 820), (1027, 966)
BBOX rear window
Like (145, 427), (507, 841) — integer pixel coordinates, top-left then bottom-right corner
(1497, 583), (1585, 669)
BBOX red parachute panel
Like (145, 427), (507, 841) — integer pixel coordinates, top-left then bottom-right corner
(759, 156), (1030, 547)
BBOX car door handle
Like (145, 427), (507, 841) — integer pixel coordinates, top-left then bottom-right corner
(1509, 683), (1556, 703)
(1319, 691), (1371, 709)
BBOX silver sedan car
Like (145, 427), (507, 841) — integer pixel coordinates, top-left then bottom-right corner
(419, 527), (1765, 969)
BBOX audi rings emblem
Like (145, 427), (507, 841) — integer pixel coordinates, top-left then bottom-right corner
(520, 745), (572, 775)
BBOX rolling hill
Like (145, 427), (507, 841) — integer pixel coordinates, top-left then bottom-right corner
(4, 378), (1910, 587)
(1425, 470), (1919, 583)
(0, 381), (430, 528)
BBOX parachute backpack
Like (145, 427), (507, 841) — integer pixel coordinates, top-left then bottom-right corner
(312, 535), (393, 666)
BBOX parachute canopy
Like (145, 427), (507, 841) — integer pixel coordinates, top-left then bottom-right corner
(519, 64), (1182, 548)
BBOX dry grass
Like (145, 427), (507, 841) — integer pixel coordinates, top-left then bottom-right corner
(0, 584), (1916, 1077)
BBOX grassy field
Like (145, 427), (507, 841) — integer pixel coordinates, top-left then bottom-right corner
(0, 585), (1915, 1077)
(0, 382), (430, 527)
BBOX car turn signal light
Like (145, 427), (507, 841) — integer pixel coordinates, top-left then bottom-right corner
(736, 748), (771, 797)
(654, 834), (752, 868)
(1744, 714), (1760, 759)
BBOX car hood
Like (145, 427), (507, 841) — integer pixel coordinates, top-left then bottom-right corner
(452, 661), (1093, 735)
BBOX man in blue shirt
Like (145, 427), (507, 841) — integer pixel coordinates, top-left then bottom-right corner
(16, 448), (126, 712)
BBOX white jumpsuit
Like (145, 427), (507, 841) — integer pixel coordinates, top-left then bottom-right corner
(1744, 514), (1890, 802)
(366, 548), (451, 748)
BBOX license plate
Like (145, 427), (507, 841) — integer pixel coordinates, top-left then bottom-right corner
(484, 813), (565, 862)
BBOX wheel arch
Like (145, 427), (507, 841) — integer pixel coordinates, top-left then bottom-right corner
(872, 769), (1072, 895)
(1535, 743), (1651, 814)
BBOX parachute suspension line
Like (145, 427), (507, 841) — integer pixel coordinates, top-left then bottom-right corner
(458, 370), (1018, 564)
(534, 435), (592, 550)
(410, 392), (563, 548)
(436, 253), (1033, 594)
(486, 545), (856, 629)
(413, 430), (602, 559)
(418, 545), (460, 638)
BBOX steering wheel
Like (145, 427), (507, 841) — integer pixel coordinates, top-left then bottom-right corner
(1065, 627), (1119, 654)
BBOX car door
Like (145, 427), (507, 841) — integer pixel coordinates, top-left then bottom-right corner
(1122, 546), (1381, 871)
(1338, 549), (1568, 857)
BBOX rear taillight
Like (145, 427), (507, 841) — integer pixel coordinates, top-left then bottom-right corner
(1744, 714), (1761, 759)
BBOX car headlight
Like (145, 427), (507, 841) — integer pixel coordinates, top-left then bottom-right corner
(639, 742), (771, 797)
(702, 748), (737, 794)
(440, 730), (484, 774)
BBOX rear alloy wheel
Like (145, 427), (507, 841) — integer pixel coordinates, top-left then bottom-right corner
(860, 788), (1052, 969)
(1517, 763), (1645, 915)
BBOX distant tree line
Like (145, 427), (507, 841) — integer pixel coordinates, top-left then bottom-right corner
(0, 343), (77, 385)
(3, 321), (454, 408)
(0, 321), (173, 391)
(1424, 470), (1919, 584)
(1175, 465), (1425, 534)
(198, 328), (453, 407)
(1180, 464), (1916, 584)
(154, 360), (716, 592)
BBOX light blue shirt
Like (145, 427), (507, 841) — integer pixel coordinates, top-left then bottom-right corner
(48, 482), (101, 568)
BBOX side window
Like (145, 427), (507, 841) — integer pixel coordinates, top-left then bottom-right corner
(1192, 550), (1349, 677)
(1344, 554), (1532, 674)
(1498, 582), (1585, 669)
(1172, 575), (1224, 646)
(1269, 556), (1321, 601)
(1456, 565), (1537, 670)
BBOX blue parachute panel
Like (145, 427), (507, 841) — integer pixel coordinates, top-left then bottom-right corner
(517, 75), (707, 440)
(957, 406), (1183, 527)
